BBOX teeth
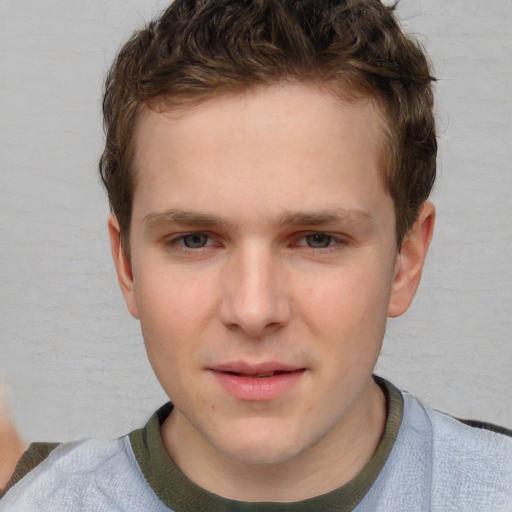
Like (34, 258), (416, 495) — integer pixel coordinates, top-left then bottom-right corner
(257, 372), (275, 378)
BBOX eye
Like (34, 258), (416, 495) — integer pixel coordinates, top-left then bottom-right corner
(181, 233), (209, 248)
(162, 232), (220, 257)
(304, 233), (335, 248)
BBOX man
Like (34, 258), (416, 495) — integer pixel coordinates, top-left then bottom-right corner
(1, 0), (511, 510)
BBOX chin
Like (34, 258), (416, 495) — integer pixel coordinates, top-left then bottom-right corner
(214, 424), (308, 467)
(227, 443), (301, 467)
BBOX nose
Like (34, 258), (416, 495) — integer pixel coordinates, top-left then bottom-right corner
(219, 244), (291, 337)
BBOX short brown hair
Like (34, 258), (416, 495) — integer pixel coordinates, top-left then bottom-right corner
(100, 0), (436, 248)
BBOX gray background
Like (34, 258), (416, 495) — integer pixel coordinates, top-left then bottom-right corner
(0, 0), (511, 443)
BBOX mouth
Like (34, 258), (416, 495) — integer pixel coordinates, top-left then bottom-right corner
(211, 361), (304, 377)
(209, 363), (306, 401)
(222, 370), (298, 379)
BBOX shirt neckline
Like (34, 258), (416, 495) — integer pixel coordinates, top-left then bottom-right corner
(129, 376), (403, 511)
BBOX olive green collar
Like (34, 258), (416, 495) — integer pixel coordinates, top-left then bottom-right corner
(129, 376), (403, 511)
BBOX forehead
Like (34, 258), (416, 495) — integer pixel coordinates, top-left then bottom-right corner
(131, 83), (391, 223)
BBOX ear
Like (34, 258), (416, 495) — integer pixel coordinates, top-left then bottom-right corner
(388, 202), (435, 318)
(108, 215), (139, 319)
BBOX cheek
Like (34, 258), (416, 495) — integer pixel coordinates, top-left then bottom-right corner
(133, 272), (219, 383)
(303, 265), (391, 333)
(135, 275), (213, 401)
(134, 268), (217, 327)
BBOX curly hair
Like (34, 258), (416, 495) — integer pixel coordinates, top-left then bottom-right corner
(100, 0), (436, 248)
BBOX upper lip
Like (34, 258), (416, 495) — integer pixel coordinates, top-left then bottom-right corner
(210, 361), (303, 375)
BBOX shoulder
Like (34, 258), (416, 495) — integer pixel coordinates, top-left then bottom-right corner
(423, 400), (512, 458)
(402, 391), (512, 509)
(456, 418), (512, 438)
(0, 436), (160, 511)
(401, 389), (512, 446)
(5, 437), (130, 482)
(1, 442), (61, 496)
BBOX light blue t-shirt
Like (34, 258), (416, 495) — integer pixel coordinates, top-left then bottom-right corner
(1, 386), (511, 511)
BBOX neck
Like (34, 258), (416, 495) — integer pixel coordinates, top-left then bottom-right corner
(162, 378), (386, 502)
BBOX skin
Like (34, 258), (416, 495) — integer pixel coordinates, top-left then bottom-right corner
(0, 386), (25, 490)
(110, 83), (434, 502)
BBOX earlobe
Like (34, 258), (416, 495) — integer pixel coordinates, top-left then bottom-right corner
(108, 215), (139, 319)
(388, 202), (435, 318)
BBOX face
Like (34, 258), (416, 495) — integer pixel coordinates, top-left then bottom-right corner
(111, 83), (430, 470)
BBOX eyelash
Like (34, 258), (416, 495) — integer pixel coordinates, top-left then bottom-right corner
(164, 232), (217, 252)
(164, 231), (348, 254)
(295, 233), (345, 250)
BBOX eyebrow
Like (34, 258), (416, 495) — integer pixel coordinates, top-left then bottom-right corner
(143, 207), (374, 231)
(144, 209), (232, 229)
(276, 209), (373, 227)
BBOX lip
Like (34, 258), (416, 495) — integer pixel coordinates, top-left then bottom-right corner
(209, 362), (306, 401)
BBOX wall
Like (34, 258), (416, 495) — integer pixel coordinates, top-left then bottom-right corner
(0, 0), (510, 443)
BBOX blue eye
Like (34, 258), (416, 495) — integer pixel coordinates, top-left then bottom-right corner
(305, 233), (333, 248)
(182, 233), (209, 248)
